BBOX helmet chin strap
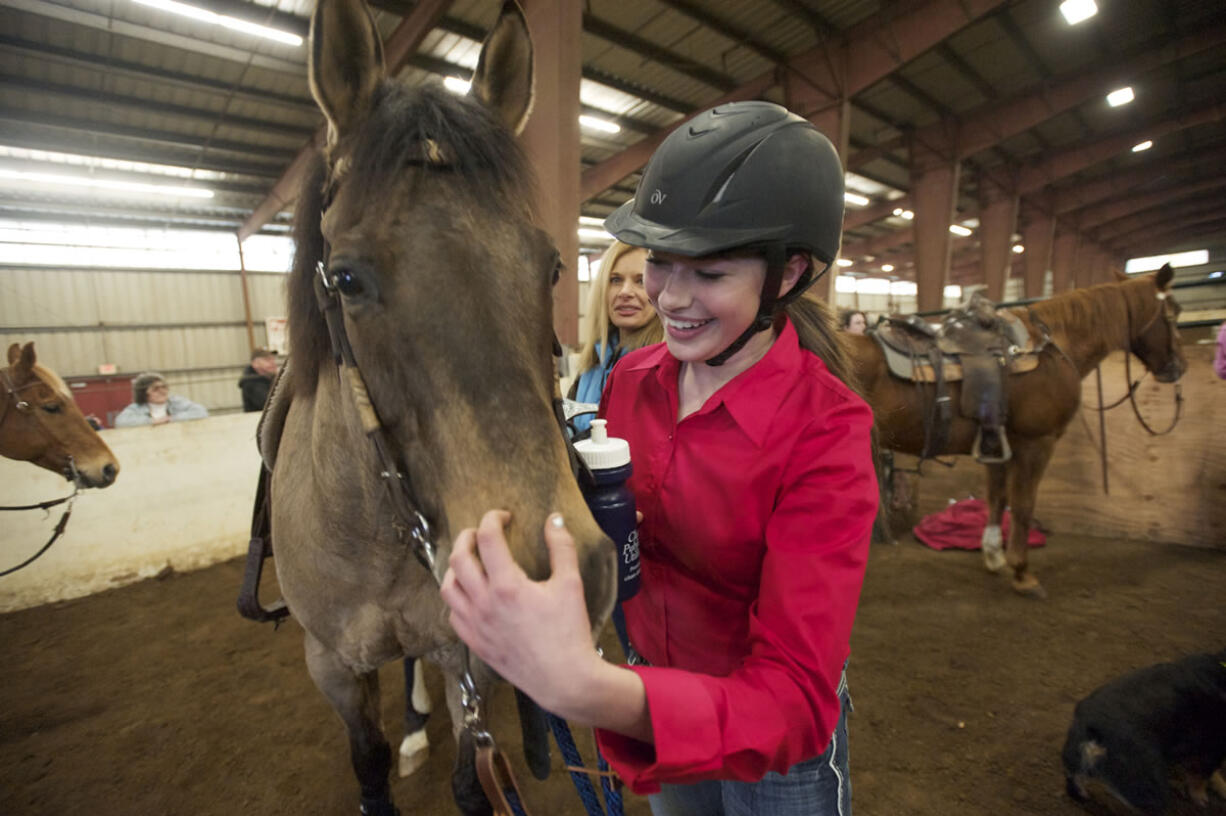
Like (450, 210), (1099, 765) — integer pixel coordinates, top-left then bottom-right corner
(704, 249), (829, 366)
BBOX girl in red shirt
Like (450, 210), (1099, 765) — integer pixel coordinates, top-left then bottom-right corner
(441, 101), (878, 815)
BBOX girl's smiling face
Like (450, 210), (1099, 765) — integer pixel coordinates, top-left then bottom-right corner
(644, 251), (770, 364)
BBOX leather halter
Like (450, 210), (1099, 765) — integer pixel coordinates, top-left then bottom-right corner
(0, 366), (39, 427)
(1121, 288), (1183, 435)
(0, 365), (81, 575)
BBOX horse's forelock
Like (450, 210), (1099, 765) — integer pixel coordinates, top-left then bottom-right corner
(348, 81), (534, 212)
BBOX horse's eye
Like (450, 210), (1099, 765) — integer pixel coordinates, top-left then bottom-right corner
(332, 267), (365, 297)
(41, 403), (62, 414)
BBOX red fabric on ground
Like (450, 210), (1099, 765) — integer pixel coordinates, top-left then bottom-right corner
(913, 498), (1045, 551)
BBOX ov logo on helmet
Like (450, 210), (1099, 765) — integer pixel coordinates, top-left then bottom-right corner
(650, 189), (668, 205)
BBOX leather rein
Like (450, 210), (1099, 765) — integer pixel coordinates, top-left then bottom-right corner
(0, 366), (81, 576)
(313, 153), (590, 816)
(1087, 288), (1183, 435)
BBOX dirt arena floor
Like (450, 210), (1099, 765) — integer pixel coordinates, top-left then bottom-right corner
(2, 531), (1224, 816)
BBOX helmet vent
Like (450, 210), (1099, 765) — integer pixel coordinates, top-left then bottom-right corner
(699, 141), (760, 214)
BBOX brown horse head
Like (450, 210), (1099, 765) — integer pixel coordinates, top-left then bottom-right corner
(1, 342), (119, 488)
(289, 0), (615, 625)
(1122, 264), (1186, 383)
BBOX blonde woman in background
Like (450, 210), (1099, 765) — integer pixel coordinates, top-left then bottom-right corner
(568, 239), (663, 434)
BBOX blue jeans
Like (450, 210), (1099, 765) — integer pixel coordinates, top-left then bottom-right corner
(648, 675), (853, 816)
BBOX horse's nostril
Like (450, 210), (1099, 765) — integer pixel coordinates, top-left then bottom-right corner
(102, 464), (117, 483)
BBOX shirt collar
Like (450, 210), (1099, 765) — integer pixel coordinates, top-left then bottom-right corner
(630, 321), (805, 448)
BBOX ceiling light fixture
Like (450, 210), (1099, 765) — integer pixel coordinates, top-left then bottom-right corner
(880, 263), (895, 273)
(1059, 0), (1098, 25)
(131, 0), (303, 46)
(844, 192), (870, 207)
(0, 168), (214, 198)
(836, 258), (854, 267)
(1131, 140), (1153, 152)
(949, 224), (973, 236)
(1012, 244), (1025, 254)
(442, 76), (472, 95)
(1106, 86), (1134, 107)
(579, 115), (621, 134)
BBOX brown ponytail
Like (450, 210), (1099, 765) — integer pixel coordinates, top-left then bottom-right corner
(785, 289), (862, 396)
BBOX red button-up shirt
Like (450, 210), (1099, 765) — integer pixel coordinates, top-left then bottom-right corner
(593, 320), (877, 794)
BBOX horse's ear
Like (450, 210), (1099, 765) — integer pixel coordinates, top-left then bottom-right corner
(1112, 268), (1128, 282)
(1154, 262), (1174, 291)
(11, 342), (35, 378)
(470, 0), (534, 135)
(308, 0), (385, 144)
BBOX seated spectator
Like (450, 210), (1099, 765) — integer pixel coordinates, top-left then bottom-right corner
(839, 308), (867, 335)
(114, 372), (208, 427)
(238, 348), (279, 412)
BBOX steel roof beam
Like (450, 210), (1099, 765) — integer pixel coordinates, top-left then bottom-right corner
(5, 0), (304, 76)
(1075, 175), (1226, 231)
(1015, 102), (1226, 196)
(0, 132), (284, 179)
(0, 35), (315, 115)
(1092, 191), (1226, 242)
(654, 0), (788, 65)
(582, 0), (1005, 201)
(0, 109), (291, 160)
(1, 75), (314, 140)
(1109, 217), (1226, 253)
(582, 13), (737, 92)
(849, 26), (1226, 170)
(1052, 143), (1226, 215)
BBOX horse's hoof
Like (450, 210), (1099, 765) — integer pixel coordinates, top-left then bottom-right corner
(359, 795), (399, 816)
(1011, 575), (1046, 599)
(398, 729), (430, 778)
(982, 549), (1007, 573)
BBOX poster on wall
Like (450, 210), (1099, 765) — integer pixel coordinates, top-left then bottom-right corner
(265, 317), (288, 355)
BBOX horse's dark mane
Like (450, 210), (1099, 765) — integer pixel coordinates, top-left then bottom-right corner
(287, 82), (534, 396)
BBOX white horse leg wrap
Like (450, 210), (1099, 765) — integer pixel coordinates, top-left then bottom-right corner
(982, 524), (1006, 572)
(410, 658), (431, 714)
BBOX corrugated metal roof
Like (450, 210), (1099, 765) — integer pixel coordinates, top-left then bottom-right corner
(0, 0), (1220, 263)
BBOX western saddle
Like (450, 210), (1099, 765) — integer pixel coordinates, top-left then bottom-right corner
(870, 291), (1042, 464)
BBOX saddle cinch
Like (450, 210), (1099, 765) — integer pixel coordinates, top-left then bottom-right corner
(871, 292), (1041, 464)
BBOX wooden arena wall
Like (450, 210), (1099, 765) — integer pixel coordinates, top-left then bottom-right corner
(0, 413), (261, 612)
(895, 344), (1225, 550)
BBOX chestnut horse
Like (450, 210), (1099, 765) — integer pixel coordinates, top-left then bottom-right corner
(846, 266), (1185, 597)
(1, 341), (118, 488)
(268, 1), (615, 813)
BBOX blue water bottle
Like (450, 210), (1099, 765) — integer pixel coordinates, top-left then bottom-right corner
(574, 419), (639, 655)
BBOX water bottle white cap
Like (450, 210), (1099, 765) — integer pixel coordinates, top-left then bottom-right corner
(574, 419), (631, 470)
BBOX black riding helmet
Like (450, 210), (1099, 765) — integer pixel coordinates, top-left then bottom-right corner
(605, 101), (845, 365)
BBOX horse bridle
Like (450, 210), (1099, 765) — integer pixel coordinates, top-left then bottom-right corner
(314, 152), (589, 815)
(0, 365), (81, 576)
(1121, 287), (1183, 436)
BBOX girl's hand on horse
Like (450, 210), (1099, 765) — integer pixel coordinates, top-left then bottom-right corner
(441, 509), (603, 715)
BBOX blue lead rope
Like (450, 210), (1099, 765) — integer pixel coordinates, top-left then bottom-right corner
(546, 712), (624, 816)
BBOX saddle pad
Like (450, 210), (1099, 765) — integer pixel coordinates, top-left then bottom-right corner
(873, 332), (1040, 383)
(257, 360), (292, 473)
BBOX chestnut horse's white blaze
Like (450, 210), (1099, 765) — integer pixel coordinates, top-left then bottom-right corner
(268, 2), (615, 814)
